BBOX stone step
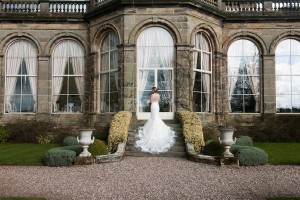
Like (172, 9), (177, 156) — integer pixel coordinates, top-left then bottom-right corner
(126, 138), (185, 146)
(125, 151), (186, 157)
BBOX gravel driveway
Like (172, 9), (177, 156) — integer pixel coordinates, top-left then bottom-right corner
(0, 156), (299, 200)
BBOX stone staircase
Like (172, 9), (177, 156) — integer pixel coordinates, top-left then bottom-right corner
(125, 121), (186, 157)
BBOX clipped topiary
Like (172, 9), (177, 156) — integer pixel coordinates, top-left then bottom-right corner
(88, 139), (108, 156)
(108, 111), (132, 151)
(231, 145), (268, 166)
(63, 136), (78, 146)
(58, 145), (83, 156)
(235, 135), (253, 146)
(204, 140), (224, 156)
(44, 148), (76, 167)
(178, 111), (205, 154)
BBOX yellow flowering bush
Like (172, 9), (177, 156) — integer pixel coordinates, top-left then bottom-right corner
(178, 111), (205, 154)
(108, 111), (132, 151)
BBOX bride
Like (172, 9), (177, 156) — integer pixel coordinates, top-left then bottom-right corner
(135, 87), (176, 154)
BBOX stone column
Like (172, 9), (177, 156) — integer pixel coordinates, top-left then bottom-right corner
(175, 44), (194, 111)
(37, 56), (50, 113)
(262, 54), (276, 113)
(0, 55), (4, 115)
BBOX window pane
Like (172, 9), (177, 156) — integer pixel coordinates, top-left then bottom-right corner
(291, 56), (300, 75)
(110, 72), (118, 92)
(158, 70), (172, 90)
(101, 53), (109, 71)
(290, 39), (300, 56)
(292, 95), (300, 113)
(193, 71), (202, 92)
(277, 95), (292, 113)
(276, 56), (290, 75)
(292, 76), (300, 94)
(244, 95), (256, 113)
(110, 50), (118, 70)
(139, 70), (154, 91)
(160, 91), (172, 112)
(139, 91), (152, 112)
(100, 93), (109, 113)
(230, 95), (243, 113)
(100, 73), (109, 93)
(276, 40), (290, 56)
(276, 76), (291, 95)
(110, 92), (119, 112)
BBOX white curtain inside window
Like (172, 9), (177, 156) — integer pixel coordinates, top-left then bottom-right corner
(137, 27), (174, 108)
(194, 33), (211, 112)
(5, 40), (37, 113)
(52, 40), (84, 112)
(100, 32), (119, 112)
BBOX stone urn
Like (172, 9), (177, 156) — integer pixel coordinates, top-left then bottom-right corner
(77, 128), (95, 157)
(218, 128), (236, 157)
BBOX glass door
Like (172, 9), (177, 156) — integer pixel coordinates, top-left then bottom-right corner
(137, 68), (173, 120)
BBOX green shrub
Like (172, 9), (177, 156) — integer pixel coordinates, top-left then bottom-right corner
(36, 134), (55, 144)
(0, 125), (11, 143)
(108, 111), (132, 151)
(203, 140), (224, 156)
(231, 145), (268, 166)
(58, 145), (83, 156)
(235, 135), (253, 146)
(63, 136), (78, 146)
(88, 139), (108, 156)
(44, 148), (76, 167)
(203, 123), (220, 141)
(178, 111), (205, 154)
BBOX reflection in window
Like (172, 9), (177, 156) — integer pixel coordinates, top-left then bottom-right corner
(5, 40), (37, 113)
(52, 40), (84, 113)
(228, 40), (260, 113)
(276, 39), (300, 113)
(193, 32), (212, 112)
(100, 32), (119, 113)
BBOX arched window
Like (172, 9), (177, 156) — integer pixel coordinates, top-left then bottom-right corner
(193, 32), (212, 112)
(227, 39), (260, 113)
(5, 40), (37, 113)
(276, 39), (300, 113)
(100, 32), (119, 113)
(52, 40), (84, 113)
(136, 27), (174, 119)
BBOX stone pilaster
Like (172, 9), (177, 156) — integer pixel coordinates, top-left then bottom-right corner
(262, 54), (276, 113)
(120, 43), (136, 113)
(175, 43), (194, 111)
(37, 56), (50, 113)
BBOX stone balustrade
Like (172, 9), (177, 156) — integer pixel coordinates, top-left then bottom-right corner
(0, 0), (300, 14)
(0, 0), (89, 13)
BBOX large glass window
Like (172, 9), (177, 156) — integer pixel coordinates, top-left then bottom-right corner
(193, 32), (212, 112)
(52, 40), (84, 113)
(100, 32), (119, 113)
(276, 39), (300, 113)
(227, 39), (260, 113)
(137, 27), (174, 118)
(5, 40), (37, 113)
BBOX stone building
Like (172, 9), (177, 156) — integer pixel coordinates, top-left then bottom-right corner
(0, 0), (300, 138)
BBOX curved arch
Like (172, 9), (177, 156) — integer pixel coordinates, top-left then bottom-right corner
(0, 32), (41, 56)
(190, 23), (220, 52)
(92, 23), (121, 53)
(45, 32), (88, 55)
(128, 17), (181, 44)
(223, 31), (267, 56)
(270, 31), (300, 54)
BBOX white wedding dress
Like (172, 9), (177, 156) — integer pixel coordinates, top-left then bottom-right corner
(135, 95), (176, 154)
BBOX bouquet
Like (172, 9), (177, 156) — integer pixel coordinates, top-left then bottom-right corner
(146, 99), (151, 105)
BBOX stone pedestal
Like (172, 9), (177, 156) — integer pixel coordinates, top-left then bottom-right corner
(216, 157), (239, 166)
(74, 156), (94, 165)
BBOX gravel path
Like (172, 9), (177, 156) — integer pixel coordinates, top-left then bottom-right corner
(0, 156), (299, 200)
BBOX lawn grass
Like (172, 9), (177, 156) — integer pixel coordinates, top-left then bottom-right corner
(254, 142), (300, 165)
(0, 143), (60, 165)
